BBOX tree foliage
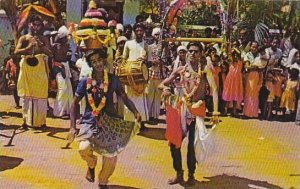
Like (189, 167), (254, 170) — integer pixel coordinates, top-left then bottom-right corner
(178, 2), (220, 26)
(238, 0), (300, 31)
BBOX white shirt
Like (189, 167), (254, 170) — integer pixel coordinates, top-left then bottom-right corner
(75, 57), (92, 79)
(123, 39), (147, 61)
(244, 51), (268, 69)
(266, 47), (282, 68)
(285, 48), (299, 68)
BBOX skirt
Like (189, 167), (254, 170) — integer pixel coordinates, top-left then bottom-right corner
(77, 113), (140, 157)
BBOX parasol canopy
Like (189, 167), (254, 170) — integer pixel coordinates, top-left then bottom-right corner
(17, 4), (55, 32)
(164, 0), (187, 27)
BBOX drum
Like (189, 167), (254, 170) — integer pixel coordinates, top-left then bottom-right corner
(115, 60), (148, 86)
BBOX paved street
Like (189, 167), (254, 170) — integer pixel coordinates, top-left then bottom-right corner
(0, 94), (299, 189)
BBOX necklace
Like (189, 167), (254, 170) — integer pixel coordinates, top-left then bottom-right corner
(86, 70), (109, 117)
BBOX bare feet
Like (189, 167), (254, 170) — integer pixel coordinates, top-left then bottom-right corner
(85, 167), (95, 182)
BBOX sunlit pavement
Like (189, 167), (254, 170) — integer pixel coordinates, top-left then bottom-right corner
(0, 94), (299, 189)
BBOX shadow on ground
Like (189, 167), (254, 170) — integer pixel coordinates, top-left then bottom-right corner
(0, 111), (23, 118)
(0, 123), (69, 147)
(0, 124), (27, 147)
(138, 127), (166, 141)
(108, 185), (140, 189)
(0, 155), (24, 172)
(185, 174), (283, 189)
(31, 125), (69, 140)
(0, 124), (20, 131)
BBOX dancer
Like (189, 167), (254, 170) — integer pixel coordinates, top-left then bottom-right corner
(68, 49), (141, 189)
(159, 42), (219, 186)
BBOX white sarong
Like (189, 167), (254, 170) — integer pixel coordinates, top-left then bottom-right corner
(22, 97), (47, 127)
(53, 62), (74, 117)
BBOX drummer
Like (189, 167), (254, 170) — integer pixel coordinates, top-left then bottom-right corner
(123, 22), (149, 131)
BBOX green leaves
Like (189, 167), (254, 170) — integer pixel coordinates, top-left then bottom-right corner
(178, 3), (219, 26)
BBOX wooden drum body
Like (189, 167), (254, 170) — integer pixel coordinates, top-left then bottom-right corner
(115, 60), (148, 86)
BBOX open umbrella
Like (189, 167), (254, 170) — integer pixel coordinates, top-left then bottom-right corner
(164, 0), (187, 27)
(17, 4), (55, 32)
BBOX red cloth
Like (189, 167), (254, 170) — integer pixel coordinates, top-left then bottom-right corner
(165, 102), (182, 148)
(187, 101), (206, 118)
(5, 58), (17, 78)
(210, 64), (221, 96)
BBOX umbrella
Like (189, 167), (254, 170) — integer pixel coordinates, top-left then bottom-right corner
(17, 4), (55, 32)
(164, 0), (187, 27)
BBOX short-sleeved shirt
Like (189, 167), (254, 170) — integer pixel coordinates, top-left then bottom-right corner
(75, 73), (124, 124)
(123, 39), (147, 61)
(266, 47), (282, 68)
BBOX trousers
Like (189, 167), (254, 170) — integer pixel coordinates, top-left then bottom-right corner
(170, 120), (196, 175)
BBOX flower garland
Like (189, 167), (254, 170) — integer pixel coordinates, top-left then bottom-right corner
(86, 70), (109, 117)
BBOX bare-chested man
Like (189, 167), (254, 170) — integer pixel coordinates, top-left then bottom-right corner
(15, 15), (53, 129)
(159, 42), (219, 186)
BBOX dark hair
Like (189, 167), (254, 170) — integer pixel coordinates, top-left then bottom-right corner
(29, 15), (43, 24)
(258, 46), (266, 53)
(133, 22), (145, 31)
(205, 27), (212, 33)
(135, 15), (144, 23)
(4, 56), (12, 64)
(250, 41), (259, 47)
(187, 42), (203, 51)
(294, 51), (300, 58)
(124, 24), (132, 31)
(289, 68), (299, 80)
(212, 27), (221, 35)
(271, 36), (280, 42)
(221, 61), (229, 73)
(292, 35), (300, 50)
(86, 48), (108, 66)
(214, 54), (220, 61)
(208, 47), (217, 54)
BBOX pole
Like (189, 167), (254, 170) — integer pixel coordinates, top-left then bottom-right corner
(164, 37), (224, 43)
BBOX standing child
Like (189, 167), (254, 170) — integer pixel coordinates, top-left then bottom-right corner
(219, 59), (229, 115)
(272, 68), (286, 116)
(207, 54), (221, 113)
(222, 49), (243, 117)
(262, 70), (276, 120)
(280, 68), (299, 118)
